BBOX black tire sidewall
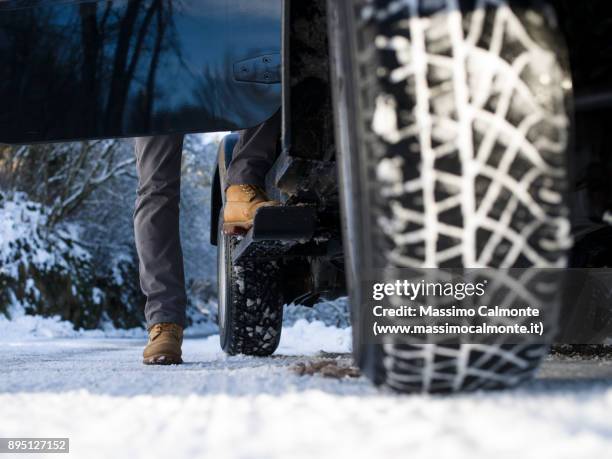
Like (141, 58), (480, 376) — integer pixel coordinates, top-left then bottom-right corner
(217, 210), (234, 350)
(327, 0), (384, 382)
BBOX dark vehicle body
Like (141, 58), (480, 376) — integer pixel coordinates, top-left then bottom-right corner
(0, 0), (282, 142)
(3, 0), (612, 393)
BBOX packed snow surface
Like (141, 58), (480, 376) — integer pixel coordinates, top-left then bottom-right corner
(2, 318), (612, 459)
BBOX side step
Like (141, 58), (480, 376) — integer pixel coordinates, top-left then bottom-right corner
(232, 205), (317, 262)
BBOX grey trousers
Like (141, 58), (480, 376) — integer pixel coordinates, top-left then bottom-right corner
(227, 109), (281, 188)
(134, 110), (280, 328)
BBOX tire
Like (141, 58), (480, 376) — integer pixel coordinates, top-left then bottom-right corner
(327, 0), (572, 392)
(217, 214), (284, 356)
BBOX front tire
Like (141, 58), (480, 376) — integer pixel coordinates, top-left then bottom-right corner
(217, 212), (284, 356)
(328, 0), (572, 392)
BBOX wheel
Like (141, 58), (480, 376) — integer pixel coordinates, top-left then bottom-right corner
(327, 0), (572, 392)
(217, 216), (284, 356)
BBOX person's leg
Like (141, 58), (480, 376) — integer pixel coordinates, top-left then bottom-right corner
(227, 109), (281, 189)
(223, 110), (281, 234)
(134, 135), (187, 330)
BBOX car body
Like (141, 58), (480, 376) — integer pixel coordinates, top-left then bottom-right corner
(0, 0), (282, 143)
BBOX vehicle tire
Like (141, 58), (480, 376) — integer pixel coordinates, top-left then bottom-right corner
(217, 212), (284, 356)
(327, 0), (572, 392)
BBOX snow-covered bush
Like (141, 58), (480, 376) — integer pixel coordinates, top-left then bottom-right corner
(284, 298), (351, 328)
(0, 192), (144, 329)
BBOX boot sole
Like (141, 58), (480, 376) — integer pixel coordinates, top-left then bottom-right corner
(143, 355), (183, 365)
(222, 201), (281, 236)
(223, 221), (253, 236)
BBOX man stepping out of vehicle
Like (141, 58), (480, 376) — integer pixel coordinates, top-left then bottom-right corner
(136, 110), (280, 365)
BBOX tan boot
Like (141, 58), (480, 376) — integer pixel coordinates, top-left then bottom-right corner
(143, 323), (183, 365)
(223, 184), (278, 235)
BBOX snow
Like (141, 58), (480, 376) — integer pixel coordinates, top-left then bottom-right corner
(0, 309), (147, 341)
(270, 319), (351, 355)
(0, 192), (89, 278)
(2, 318), (612, 459)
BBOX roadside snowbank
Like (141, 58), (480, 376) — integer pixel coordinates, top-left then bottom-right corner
(275, 319), (352, 355)
(0, 310), (147, 341)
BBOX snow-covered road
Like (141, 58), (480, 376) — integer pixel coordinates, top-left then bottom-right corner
(2, 320), (612, 459)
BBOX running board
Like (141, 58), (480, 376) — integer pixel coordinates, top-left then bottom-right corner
(232, 206), (317, 262)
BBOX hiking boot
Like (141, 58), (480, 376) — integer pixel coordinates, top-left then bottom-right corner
(223, 184), (278, 235)
(143, 322), (183, 365)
